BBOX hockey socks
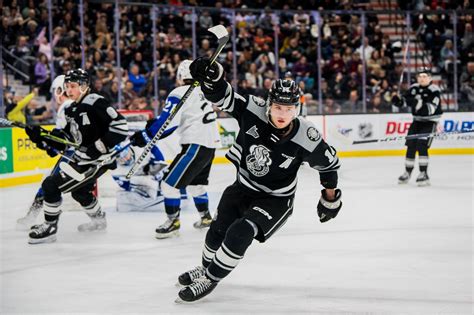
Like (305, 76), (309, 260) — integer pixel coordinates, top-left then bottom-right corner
(205, 218), (256, 282)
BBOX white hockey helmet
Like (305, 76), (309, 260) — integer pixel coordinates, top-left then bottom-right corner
(50, 75), (66, 97)
(177, 60), (193, 81)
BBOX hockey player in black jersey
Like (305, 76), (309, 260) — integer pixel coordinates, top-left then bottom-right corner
(25, 69), (128, 244)
(392, 67), (442, 186)
(175, 58), (342, 302)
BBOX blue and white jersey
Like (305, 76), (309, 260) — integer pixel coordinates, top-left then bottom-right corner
(149, 85), (221, 149)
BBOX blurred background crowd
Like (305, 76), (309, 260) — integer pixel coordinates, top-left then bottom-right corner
(1, 0), (473, 125)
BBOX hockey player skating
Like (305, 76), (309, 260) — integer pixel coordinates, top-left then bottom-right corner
(131, 60), (221, 238)
(175, 58), (342, 302)
(392, 67), (442, 186)
(25, 69), (128, 244)
(17, 75), (75, 228)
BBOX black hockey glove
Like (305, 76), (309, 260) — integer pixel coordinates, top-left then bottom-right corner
(189, 57), (225, 94)
(130, 130), (148, 148)
(25, 125), (44, 144)
(317, 189), (342, 223)
(391, 94), (402, 107)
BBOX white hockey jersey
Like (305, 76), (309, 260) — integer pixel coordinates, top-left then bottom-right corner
(165, 85), (221, 149)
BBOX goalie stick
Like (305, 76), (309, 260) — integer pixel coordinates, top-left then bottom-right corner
(331, 128), (474, 145)
(0, 118), (80, 148)
(125, 25), (230, 180)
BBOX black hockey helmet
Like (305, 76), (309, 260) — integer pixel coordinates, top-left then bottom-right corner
(64, 68), (90, 86)
(416, 67), (432, 76)
(268, 79), (300, 106)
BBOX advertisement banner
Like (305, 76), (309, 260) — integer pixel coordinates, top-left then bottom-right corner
(11, 128), (58, 172)
(0, 128), (14, 174)
(324, 112), (474, 153)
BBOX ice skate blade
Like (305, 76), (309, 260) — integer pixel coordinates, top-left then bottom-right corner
(175, 281), (185, 288)
(28, 234), (57, 244)
(417, 181), (430, 187)
(155, 230), (179, 239)
(398, 179), (409, 184)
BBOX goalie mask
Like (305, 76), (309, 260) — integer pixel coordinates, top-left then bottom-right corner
(177, 60), (193, 82)
(267, 79), (300, 128)
(50, 75), (66, 100)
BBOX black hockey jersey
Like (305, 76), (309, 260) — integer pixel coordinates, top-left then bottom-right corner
(63, 93), (128, 162)
(403, 83), (443, 122)
(208, 83), (340, 197)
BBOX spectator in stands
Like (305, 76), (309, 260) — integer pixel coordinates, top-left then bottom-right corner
(460, 62), (474, 103)
(199, 10), (214, 30)
(245, 63), (263, 89)
(128, 64), (147, 94)
(343, 89), (363, 112)
(356, 36), (375, 61)
(439, 39), (457, 74)
(6, 87), (39, 124)
(324, 97), (342, 114)
(26, 99), (53, 125)
(123, 81), (138, 108)
(34, 53), (50, 96)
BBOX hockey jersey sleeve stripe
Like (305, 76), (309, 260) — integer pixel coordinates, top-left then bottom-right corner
(219, 83), (235, 112)
(314, 157), (341, 172)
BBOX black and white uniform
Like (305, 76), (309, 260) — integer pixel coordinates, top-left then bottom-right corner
(401, 82), (442, 172)
(41, 93), (128, 220)
(200, 82), (340, 282)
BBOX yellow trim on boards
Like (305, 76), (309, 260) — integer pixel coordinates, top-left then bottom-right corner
(0, 174), (44, 188)
(1, 149), (472, 188)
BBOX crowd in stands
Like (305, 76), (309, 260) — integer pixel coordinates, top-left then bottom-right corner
(1, 0), (472, 125)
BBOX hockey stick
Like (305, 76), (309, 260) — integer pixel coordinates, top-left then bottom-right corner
(0, 118), (80, 148)
(352, 129), (474, 145)
(125, 25), (230, 180)
(59, 141), (132, 182)
(397, 36), (411, 96)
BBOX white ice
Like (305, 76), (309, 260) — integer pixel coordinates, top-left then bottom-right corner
(1, 155), (473, 314)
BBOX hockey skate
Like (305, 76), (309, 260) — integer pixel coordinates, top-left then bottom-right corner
(78, 211), (107, 232)
(178, 265), (206, 286)
(17, 196), (43, 229)
(398, 171), (411, 184)
(416, 171), (430, 186)
(193, 212), (212, 229)
(28, 220), (58, 244)
(155, 218), (180, 239)
(176, 276), (217, 303)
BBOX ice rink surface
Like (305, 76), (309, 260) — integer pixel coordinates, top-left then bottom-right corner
(1, 155), (473, 314)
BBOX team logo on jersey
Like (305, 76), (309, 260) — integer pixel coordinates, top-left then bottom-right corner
(246, 144), (272, 177)
(279, 153), (295, 169)
(246, 125), (259, 139)
(68, 119), (82, 144)
(307, 127), (320, 142)
(251, 96), (266, 107)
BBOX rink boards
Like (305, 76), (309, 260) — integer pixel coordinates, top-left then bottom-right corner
(0, 112), (472, 187)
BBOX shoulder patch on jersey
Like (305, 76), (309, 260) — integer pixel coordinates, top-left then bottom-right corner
(251, 95), (266, 107)
(428, 84), (440, 93)
(106, 106), (118, 119)
(82, 93), (104, 105)
(307, 127), (321, 142)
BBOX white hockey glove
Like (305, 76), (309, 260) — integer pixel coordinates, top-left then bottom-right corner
(317, 189), (342, 223)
